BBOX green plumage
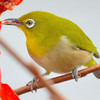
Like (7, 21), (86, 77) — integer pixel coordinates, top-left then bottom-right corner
(3, 11), (100, 80)
(19, 11), (98, 55)
(18, 11), (100, 78)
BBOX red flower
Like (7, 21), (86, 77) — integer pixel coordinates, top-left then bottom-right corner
(0, 0), (22, 99)
(0, 68), (20, 100)
(0, 0), (23, 15)
(0, 21), (1, 54)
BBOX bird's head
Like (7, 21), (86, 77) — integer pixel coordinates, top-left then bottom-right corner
(2, 11), (58, 39)
(2, 11), (61, 56)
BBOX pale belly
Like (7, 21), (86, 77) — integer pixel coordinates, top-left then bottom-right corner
(30, 36), (93, 73)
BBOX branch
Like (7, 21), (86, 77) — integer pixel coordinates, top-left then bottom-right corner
(14, 64), (100, 95)
(0, 37), (66, 100)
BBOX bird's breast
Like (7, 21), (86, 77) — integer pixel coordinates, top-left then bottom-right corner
(27, 36), (93, 73)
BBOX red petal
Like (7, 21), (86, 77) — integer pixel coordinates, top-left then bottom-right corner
(0, 83), (20, 100)
(0, 21), (2, 30)
(0, 21), (2, 54)
(0, 0), (23, 15)
(0, 68), (1, 92)
(0, 69), (20, 100)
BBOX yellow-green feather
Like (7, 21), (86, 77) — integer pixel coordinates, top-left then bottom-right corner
(18, 11), (98, 57)
(17, 11), (100, 78)
(84, 58), (97, 67)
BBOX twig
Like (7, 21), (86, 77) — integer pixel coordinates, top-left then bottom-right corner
(14, 64), (100, 95)
(0, 37), (66, 100)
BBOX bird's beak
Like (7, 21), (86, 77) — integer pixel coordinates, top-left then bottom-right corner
(2, 18), (23, 26)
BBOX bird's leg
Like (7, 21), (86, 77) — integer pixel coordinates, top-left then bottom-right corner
(72, 67), (80, 81)
(26, 71), (50, 92)
(26, 76), (39, 92)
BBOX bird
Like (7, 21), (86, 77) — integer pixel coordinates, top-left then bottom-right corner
(3, 11), (100, 82)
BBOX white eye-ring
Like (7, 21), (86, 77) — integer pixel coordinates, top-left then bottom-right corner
(26, 19), (35, 28)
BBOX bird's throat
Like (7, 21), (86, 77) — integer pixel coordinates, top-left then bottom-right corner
(26, 38), (50, 57)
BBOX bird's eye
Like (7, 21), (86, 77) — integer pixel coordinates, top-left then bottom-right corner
(26, 19), (35, 28)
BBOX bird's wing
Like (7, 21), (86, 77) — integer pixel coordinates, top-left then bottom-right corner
(60, 18), (99, 58)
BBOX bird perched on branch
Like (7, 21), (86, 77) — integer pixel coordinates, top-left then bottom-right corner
(3, 11), (100, 82)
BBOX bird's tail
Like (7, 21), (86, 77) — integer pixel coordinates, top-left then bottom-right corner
(84, 58), (100, 78)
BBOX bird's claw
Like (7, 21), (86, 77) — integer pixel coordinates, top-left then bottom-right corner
(26, 71), (50, 93)
(72, 67), (80, 81)
(26, 77), (39, 92)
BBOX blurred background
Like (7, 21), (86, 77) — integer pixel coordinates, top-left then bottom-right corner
(0, 0), (100, 100)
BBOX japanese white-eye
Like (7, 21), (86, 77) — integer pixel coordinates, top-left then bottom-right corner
(3, 11), (100, 80)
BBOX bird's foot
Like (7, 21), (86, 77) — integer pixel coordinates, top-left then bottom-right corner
(72, 67), (80, 81)
(26, 76), (39, 92)
(26, 71), (50, 93)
